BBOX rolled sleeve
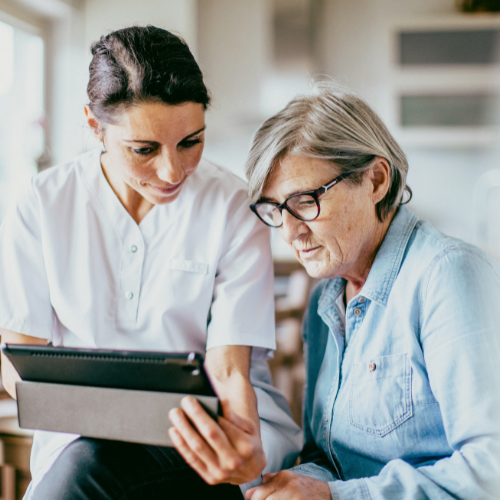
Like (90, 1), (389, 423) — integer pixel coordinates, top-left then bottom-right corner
(0, 178), (53, 339)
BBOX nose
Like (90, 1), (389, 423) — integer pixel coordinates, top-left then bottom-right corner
(156, 150), (184, 185)
(279, 210), (309, 244)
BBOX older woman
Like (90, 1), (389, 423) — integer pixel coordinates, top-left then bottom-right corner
(244, 82), (500, 500)
(0, 26), (301, 499)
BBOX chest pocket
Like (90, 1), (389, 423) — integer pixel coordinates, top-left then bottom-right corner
(169, 259), (208, 274)
(349, 353), (412, 437)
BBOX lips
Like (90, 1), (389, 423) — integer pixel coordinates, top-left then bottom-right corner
(298, 246), (321, 257)
(149, 180), (184, 195)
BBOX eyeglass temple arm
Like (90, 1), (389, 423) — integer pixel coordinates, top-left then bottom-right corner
(319, 172), (352, 195)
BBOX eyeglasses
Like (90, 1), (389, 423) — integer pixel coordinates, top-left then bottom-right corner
(250, 172), (352, 228)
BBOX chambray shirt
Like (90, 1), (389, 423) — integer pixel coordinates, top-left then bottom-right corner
(292, 206), (500, 499)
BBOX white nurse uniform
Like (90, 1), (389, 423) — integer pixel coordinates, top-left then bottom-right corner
(0, 149), (302, 497)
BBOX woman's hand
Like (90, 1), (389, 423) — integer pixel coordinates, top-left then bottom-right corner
(168, 397), (266, 485)
(245, 471), (331, 500)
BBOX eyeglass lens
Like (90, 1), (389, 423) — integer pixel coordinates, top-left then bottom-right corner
(256, 194), (319, 227)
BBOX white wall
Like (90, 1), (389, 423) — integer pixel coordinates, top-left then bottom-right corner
(198, 0), (272, 173)
(84, 0), (197, 53)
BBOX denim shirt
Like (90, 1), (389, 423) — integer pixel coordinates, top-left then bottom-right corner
(292, 206), (500, 499)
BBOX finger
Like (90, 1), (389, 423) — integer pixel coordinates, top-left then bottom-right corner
(168, 427), (211, 481)
(168, 408), (219, 468)
(180, 397), (236, 461)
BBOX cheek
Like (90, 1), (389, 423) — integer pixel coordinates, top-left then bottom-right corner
(184, 147), (204, 173)
(119, 156), (154, 183)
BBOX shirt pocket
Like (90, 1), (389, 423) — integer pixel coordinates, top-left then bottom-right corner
(168, 259), (208, 274)
(349, 353), (412, 437)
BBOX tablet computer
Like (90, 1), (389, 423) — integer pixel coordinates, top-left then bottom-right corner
(2, 344), (217, 397)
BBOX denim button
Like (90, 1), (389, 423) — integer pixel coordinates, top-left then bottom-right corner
(354, 308), (362, 316)
(369, 362), (376, 371)
(358, 296), (366, 303)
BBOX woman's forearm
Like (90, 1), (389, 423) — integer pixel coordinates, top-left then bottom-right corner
(1, 329), (47, 399)
(205, 345), (260, 432)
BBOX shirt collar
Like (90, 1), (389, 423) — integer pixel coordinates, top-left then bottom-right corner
(318, 205), (418, 313)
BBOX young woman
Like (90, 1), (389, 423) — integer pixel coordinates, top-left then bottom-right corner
(0, 26), (301, 499)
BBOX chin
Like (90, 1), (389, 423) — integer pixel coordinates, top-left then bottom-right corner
(301, 261), (323, 279)
(303, 261), (339, 280)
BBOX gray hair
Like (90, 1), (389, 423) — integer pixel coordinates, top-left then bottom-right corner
(245, 81), (411, 221)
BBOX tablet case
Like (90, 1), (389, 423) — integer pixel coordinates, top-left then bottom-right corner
(5, 345), (220, 445)
(3, 344), (216, 396)
(16, 381), (219, 446)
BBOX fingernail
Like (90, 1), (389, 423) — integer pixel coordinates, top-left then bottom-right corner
(183, 396), (197, 408)
(169, 408), (181, 422)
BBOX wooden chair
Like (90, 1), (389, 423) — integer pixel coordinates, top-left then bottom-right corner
(0, 398), (32, 500)
(272, 261), (315, 425)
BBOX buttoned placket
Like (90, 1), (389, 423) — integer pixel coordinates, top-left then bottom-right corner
(319, 289), (368, 481)
(116, 226), (145, 325)
(89, 159), (147, 327)
(318, 285), (346, 480)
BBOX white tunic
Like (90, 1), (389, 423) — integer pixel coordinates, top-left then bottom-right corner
(0, 150), (302, 496)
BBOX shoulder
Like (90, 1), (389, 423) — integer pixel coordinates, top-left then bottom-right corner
(410, 220), (499, 280)
(31, 150), (100, 199)
(183, 158), (256, 231)
(187, 158), (249, 202)
(402, 220), (500, 310)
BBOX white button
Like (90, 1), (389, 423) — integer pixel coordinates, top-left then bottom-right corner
(125, 291), (134, 300)
(354, 308), (362, 316)
(358, 297), (366, 303)
(130, 245), (138, 253)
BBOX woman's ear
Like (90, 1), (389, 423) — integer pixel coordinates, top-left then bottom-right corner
(84, 105), (102, 139)
(368, 157), (391, 205)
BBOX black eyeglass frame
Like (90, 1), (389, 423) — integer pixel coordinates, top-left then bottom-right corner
(250, 171), (353, 228)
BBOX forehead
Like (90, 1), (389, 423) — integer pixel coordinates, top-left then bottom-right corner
(262, 155), (337, 201)
(113, 101), (205, 140)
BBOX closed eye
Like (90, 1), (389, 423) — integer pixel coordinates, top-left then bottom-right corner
(132, 147), (155, 156)
(179, 138), (202, 149)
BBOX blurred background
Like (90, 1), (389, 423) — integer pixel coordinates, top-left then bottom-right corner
(1, 0), (500, 496)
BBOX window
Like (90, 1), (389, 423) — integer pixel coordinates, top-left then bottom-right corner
(0, 18), (44, 219)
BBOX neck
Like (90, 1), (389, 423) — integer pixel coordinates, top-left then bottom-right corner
(343, 209), (397, 304)
(101, 153), (154, 225)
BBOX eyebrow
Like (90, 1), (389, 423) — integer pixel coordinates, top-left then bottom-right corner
(123, 126), (206, 144)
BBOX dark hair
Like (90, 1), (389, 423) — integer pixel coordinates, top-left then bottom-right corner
(87, 25), (211, 125)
